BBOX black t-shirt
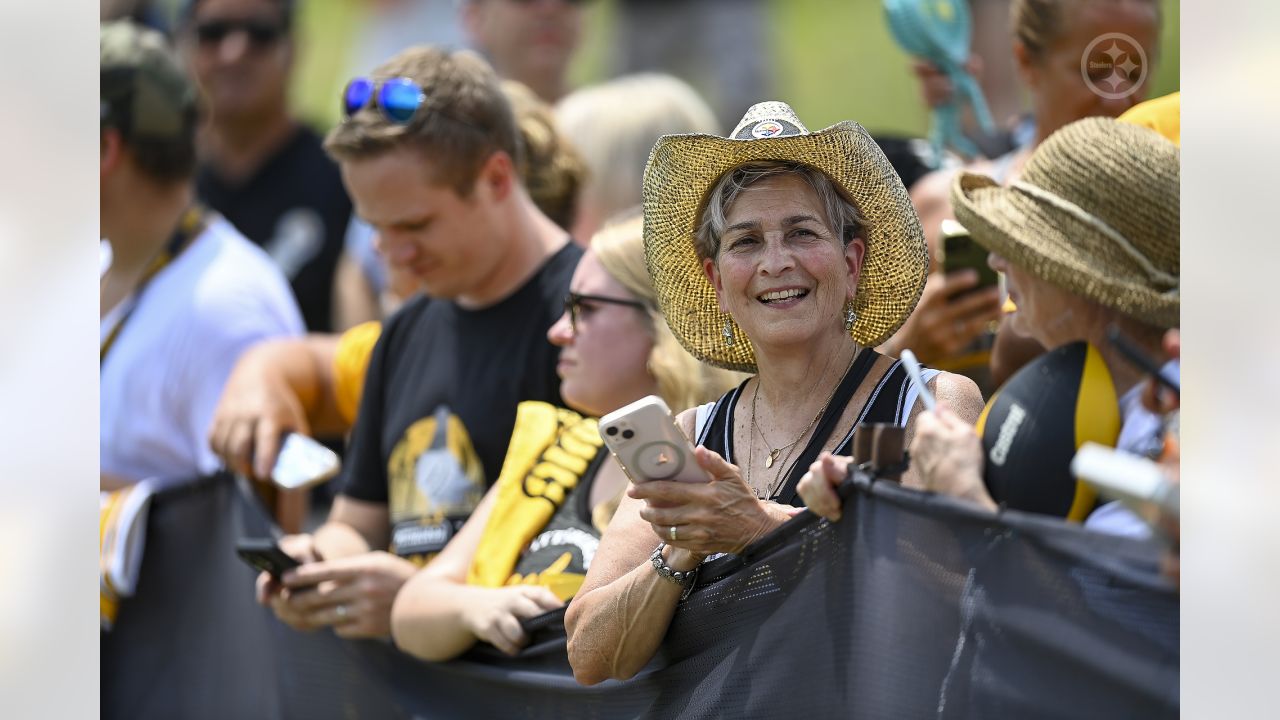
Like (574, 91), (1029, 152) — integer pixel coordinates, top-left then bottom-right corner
(196, 126), (351, 332)
(341, 242), (582, 561)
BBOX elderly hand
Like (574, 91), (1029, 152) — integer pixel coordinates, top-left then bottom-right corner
(628, 446), (788, 556)
(905, 406), (996, 510)
(268, 550), (418, 639)
(796, 452), (856, 522)
(881, 271), (1003, 363)
(208, 346), (311, 479)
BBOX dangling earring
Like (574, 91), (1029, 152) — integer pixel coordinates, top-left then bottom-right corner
(844, 302), (857, 332)
(723, 319), (736, 347)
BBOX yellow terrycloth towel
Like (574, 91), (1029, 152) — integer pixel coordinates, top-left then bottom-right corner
(466, 402), (602, 593)
(99, 480), (162, 630)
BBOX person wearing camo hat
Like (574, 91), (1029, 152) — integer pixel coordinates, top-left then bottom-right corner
(100, 19), (303, 492)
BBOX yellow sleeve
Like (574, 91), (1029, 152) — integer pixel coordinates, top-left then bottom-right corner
(333, 321), (383, 425)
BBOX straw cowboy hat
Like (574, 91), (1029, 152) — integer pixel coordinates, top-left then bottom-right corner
(642, 101), (928, 372)
(951, 116), (1179, 329)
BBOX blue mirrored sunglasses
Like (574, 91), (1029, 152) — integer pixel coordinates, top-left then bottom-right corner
(342, 77), (426, 124)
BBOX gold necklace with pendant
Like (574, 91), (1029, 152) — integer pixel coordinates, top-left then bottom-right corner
(750, 380), (816, 469)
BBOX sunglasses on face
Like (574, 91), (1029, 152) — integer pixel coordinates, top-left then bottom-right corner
(563, 292), (646, 333)
(343, 77), (427, 124)
(194, 19), (286, 48)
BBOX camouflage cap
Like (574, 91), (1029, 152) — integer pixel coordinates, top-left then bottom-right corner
(100, 20), (197, 142)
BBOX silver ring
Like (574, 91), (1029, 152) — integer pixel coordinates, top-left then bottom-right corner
(669, 525), (678, 542)
(335, 604), (348, 620)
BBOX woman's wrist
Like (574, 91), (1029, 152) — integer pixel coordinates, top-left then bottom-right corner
(664, 544), (705, 572)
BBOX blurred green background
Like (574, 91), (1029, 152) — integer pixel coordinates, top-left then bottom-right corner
(292, 0), (1179, 137)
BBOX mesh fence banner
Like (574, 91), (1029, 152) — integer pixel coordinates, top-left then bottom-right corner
(102, 472), (1179, 719)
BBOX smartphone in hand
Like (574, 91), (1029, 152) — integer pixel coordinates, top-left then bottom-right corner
(235, 537), (302, 579)
(941, 219), (999, 294)
(599, 396), (709, 484)
(271, 433), (341, 490)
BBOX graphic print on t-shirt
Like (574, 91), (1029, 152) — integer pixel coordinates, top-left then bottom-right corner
(387, 405), (486, 562)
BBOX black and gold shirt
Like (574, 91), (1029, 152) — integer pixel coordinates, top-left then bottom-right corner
(339, 244), (581, 564)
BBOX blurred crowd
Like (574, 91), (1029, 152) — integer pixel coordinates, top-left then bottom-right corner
(99, 0), (1180, 713)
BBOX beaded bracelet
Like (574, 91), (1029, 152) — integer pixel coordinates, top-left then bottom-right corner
(650, 543), (698, 601)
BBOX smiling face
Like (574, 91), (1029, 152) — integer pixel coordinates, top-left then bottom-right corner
(340, 147), (510, 305)
(546, 250), (658, 417)
(702, 173), (865, 354)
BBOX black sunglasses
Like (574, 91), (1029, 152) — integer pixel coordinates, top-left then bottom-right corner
(564, 292), (646, 332)
(194, 19), (286, 47)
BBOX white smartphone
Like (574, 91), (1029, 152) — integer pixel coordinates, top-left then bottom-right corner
(598, 396), (709, 484)
(271, 433), (341, 490)
(1071, 442), (1179, 519)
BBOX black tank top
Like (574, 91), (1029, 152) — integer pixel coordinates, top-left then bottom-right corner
(695, 349), (914, 506)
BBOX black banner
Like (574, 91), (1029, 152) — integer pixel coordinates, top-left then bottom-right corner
(103, 472), (1178, 719)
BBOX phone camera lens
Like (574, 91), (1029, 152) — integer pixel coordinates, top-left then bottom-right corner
(622, 429), (634, 439)
(606, 426), (618, 436)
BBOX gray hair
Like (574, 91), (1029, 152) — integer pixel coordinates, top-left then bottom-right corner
(695, 161), (866, 260)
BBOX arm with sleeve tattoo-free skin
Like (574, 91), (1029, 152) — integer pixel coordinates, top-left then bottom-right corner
(390, 481), (562, 660)
(565, 409), (797, 684)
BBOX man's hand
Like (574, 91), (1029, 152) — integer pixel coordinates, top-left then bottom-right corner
(270, 550), (418, 639)
(209, 346), (311, 479)
(881, 271), (1002, 363)
(461, 586), (565, 657)
(255, 533), (320, 613)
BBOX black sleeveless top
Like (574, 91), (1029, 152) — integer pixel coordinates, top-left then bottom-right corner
(695, 349), (915, 507)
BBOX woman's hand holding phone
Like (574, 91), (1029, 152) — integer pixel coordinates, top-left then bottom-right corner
(626, 444), (790, 557)
(598, 396), (708, 485)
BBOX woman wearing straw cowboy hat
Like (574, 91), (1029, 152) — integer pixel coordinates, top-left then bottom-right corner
(800, 116), (1179, 538)
(565, 102), (984, 684)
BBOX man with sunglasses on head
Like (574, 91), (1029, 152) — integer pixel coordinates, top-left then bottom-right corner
(179, 0), (352, 334)
(252, 46), (582, 640)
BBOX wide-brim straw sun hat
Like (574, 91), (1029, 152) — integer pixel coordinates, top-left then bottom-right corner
(643, 101), (927, 372)
(951, 116), (1179, 329)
